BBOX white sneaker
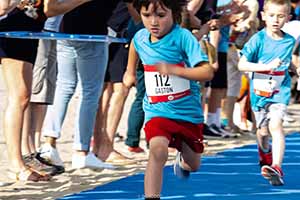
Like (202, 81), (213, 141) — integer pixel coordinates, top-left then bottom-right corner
(39, 143), (64, 167)
(72, 152), (116, 170)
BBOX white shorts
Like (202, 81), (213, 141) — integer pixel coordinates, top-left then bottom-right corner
(253, 103), (287, 129)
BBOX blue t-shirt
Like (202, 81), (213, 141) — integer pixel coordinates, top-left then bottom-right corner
(133, 24), (208, 124)
(241, 29), (295, 111)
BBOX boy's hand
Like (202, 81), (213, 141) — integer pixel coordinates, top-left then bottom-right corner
(155, 63), (178, 76)
(207, 19), (220, 31)
(123, 70), (136, 88)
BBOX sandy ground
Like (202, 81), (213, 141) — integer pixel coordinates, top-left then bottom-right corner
(0, 65), (299, 200)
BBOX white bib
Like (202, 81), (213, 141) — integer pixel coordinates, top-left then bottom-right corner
(144, 64), (191, 103)
(252, 71), (285, 97)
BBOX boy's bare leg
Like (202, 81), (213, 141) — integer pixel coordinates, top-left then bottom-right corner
(181, 142), (201, 172)
(268, 118), (285, 167)
(144, 136), (169, 198)
(256, 127), (270, 151)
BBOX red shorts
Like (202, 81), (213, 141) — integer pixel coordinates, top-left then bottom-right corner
(144, 117), (204, 153)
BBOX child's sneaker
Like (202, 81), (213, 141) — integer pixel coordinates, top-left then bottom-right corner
(258, 146), (272, 166)
(173, 152), (190, 179)
(261, 165), (284, 186)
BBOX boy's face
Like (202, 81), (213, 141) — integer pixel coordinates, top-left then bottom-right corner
(140, 3), (174, 41)
(261, 3), (290, 34)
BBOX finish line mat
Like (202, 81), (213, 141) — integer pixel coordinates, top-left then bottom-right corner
(60, 133), (300, 200)
(0, 31), (127, 43)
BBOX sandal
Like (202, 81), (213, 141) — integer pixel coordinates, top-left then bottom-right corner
(105, 150), (136, 165)
(8, 167), (51, 182)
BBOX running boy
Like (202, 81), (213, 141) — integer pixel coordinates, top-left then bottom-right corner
(238, 0), (295, 186)
(123, 0), (214, 199)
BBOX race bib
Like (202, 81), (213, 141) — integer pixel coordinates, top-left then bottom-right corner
(252, 71), (285, 97)
(144, 63), (191, 103)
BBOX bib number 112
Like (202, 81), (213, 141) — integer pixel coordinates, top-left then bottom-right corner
(154, 74), (170, 87)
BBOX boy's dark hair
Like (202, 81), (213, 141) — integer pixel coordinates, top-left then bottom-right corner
(133, 0), (187, 23)
(263, 0), (291, 12)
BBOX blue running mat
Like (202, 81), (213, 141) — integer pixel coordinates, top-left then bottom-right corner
(60, 133), (300, 200)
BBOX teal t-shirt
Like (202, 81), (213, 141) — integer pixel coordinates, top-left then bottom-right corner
(241, 29), (295, 111)
(133, 24), (208, 124)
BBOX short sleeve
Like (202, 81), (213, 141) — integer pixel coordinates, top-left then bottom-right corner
(240, 33), (261, 63)
(180, 29), (208, 67)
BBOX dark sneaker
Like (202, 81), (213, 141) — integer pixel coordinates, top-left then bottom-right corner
(35, 152), (65, 176)
(203, 124), (223, 138)
(218, 126), (240, 138)
(23, 153), (63, 176)
(208, 124), (238, 138)
(261, 165), (284, 186)
(258, 146), (272, 166)
(173, 152), (190, 179)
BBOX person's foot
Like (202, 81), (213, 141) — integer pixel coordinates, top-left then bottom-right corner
(218, 125), (240, 138)
(261, 165), (284, 186)
(23, 153), (64, 176)
(72, 152), (116, 170)
(105, 150), (136, 165)
(128, 146), (145, 153)
(173, 152), (190, 179)
(39, 143), (64, 167)
(258, 146), (272, 166)
(8, 167), (51, 182)
(208, 124), (238, 138)
(203, 124), (223, 138)
(224, 124), (244, 134)
(35, 153), (65, 176)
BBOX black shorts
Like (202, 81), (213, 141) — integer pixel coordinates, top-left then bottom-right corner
(104, 43), (129, 83)
(0, 38), (39, 64)
(0, 9), (44, 64)
(205, 52), (227, 89)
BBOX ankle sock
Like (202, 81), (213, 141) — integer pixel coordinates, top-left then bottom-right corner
(206, 112), (216, 126)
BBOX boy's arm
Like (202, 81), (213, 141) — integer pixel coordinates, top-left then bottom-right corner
(238, 55), (282, 72)
(123, 41), (139, 88)
(291, 54), (300, 75)
(156, 62), (214, 82)
(44, 0), (92, 17)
